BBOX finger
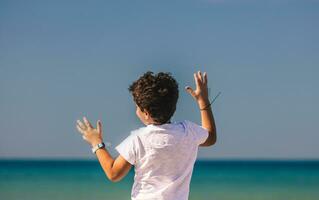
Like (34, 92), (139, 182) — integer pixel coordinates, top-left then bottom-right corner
(197, 71), (203, 82)
(97, 120), (102, 134)
(203, 72), (207, 85)
(76, 125), (84, 135)
(76, 120), (86, 130)
(83, 117), (93, 129)
(82, 135), (87, 140)
(185, 86), (195, 97)
(194, 73), (200, 89)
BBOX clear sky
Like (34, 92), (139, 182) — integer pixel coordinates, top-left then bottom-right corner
(1, 0), (318, 160)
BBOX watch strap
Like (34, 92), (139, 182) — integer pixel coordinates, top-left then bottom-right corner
(91, 142), (105, 154)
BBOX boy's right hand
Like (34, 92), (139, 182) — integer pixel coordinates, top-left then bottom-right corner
(185, 71), (210, 108)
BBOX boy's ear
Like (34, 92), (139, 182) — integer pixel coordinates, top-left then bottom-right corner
(144, 111), (150, 120)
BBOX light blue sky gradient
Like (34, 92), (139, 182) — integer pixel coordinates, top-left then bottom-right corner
(0, 0), (318, 159)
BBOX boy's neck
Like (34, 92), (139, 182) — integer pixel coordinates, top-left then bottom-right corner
(149, 120), (171, 125)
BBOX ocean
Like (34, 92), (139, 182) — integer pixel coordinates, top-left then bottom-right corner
(0, 160), (318, 200)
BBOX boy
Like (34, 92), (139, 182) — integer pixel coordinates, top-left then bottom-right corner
(76, 71), (217, 200)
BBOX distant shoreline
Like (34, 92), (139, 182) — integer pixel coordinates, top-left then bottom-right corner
(1, 158), (319, 162)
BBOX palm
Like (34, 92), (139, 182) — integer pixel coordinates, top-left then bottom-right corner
(193, 88), (202, 99)
(76, 117), (103, 146)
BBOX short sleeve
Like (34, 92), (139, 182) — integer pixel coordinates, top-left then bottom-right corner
(185, 120), (209, 145)
(115, 132), (138, 165)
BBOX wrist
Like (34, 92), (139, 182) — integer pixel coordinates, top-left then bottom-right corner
(91, 142), (106, 154)
(197, 98), (210, 108)
(91, 140), (103, 147)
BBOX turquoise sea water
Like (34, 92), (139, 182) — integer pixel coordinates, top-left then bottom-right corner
(1, 160), (319, 200)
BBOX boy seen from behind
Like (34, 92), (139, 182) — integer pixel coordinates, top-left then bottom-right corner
(76, 71), (217, 200)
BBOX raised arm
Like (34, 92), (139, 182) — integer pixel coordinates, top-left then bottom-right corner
(76, 117), (132, 182)
(185, 71), (217, 147)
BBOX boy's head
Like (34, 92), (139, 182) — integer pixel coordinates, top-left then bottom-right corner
(129, 71), (179, 125)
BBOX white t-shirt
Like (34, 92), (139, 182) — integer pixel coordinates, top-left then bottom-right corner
(115, 120), (209, 200)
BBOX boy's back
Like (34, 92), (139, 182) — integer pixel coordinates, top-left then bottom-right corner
(116, 120), (209, 200)
(76, 71), (216, 200)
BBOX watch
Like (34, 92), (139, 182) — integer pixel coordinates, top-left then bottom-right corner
(91, 142), (105, 154)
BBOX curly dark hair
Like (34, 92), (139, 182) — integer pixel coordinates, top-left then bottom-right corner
(128, 71), (179, 124)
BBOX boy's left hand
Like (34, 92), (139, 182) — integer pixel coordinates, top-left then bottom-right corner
(76, 117), (103, 147)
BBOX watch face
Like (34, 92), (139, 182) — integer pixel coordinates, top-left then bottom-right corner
(98, 143), (104, 148)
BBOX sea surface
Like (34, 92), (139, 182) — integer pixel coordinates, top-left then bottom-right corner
(0, 159), (318, 200)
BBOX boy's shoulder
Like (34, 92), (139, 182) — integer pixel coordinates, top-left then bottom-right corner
(182, 119), (200, 129)
(130, 126), (148, 137)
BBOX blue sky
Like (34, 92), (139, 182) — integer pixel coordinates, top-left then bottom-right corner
(0, 0), (318, 159)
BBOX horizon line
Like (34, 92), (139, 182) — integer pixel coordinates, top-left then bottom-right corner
(1, 157), (319, 162)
